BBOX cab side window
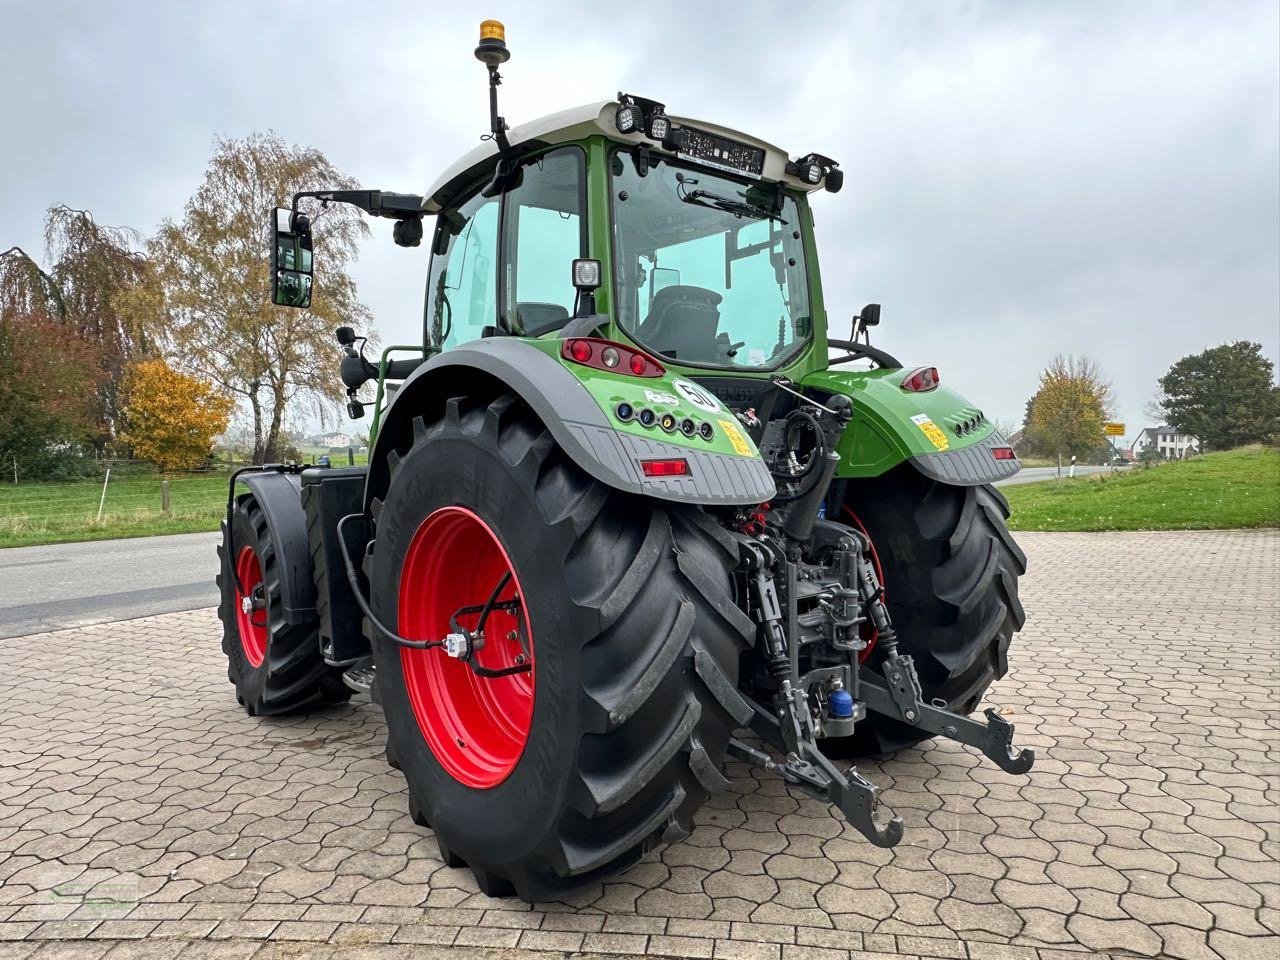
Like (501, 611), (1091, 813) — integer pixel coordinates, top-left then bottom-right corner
(502, 147), (585, 336)
(425, 146), (584, 348)
(426, 191), (499, 349)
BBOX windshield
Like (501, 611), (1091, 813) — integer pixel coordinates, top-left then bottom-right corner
(610, 150), (812, 370)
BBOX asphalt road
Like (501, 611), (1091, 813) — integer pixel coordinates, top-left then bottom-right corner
(0, 531), (220, 639)
(0, 463), (1120, 639)
(996, 463), (1124, 486)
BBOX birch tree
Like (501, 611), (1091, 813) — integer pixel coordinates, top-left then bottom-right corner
(149, 133), (371, 463)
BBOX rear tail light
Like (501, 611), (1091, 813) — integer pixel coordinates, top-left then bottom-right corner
(562, 337), (664, 377)
(901, 366), (940, 392)
(640, 458), (690, 477)
(991, 447), (1016, 461)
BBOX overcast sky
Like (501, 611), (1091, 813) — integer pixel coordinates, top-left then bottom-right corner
(3, 1), (1277, 442)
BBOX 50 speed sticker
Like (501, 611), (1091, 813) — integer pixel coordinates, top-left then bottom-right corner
(910, 413), (950, 451)
(672, 379), (722, 413)
(718, 418), (752, 456)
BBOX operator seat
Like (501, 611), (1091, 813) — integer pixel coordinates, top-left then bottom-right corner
(635, 285), (722, 363)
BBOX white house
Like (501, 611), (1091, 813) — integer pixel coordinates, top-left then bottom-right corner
(1133, 426), (1199, 459)
(309, 431), (355, 449)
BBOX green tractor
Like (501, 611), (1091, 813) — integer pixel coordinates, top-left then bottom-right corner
(219, 21), (1032, 902)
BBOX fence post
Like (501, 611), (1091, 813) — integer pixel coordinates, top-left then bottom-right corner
(11, 455), (15, 486)
(348, 446), (355, 466)
(161, 480), (171, 514)
(96, 467), (111, 522)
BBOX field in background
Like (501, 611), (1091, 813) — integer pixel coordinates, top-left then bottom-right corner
(0, 447), (366, 548)
(0, 470), (229, 548)
(1004, 447), (1280, 531)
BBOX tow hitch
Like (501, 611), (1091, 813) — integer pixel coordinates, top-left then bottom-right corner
(727, 399), (1034, 849)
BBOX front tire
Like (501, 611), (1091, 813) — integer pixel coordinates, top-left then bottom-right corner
(367, 394), (754, 901)
(216, 494), (350, 716)
(832, 465), (1027, 756)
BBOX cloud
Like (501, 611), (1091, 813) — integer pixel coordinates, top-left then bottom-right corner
(2, 0), (1275, 438)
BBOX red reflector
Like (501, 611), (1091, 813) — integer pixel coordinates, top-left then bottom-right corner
(629, 352), (646, 375)
(901, 366), (940, 392)
(640, 458), (690, 477)
(991, 447), (1016, 460)
(569, 339), (592, 363)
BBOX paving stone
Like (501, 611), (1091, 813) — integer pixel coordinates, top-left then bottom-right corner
(648, 934), (716, 958)
(0, 531), (1277, 960)
(584, 930), (651, 955)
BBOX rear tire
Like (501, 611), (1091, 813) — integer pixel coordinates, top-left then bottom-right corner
(216, 493), (351, 716)
(829, 466), (1026, 756)
(367, 394), (754, 901)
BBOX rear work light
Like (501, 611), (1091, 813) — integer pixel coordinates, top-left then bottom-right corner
(640, 458), (690, 477)
(901, 366), (940, 392)
(991, 446), (1017, 461)
(561, 338), (665, 377)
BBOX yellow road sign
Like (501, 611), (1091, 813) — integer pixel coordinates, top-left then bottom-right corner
(1105, 422), (1125, 437)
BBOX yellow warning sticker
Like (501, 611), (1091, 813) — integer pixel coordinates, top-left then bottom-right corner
(911, 413), (950, 451)
(718, 418), (752, 456)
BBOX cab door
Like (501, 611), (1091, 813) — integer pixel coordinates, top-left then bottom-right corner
(424, 145), (587, 350)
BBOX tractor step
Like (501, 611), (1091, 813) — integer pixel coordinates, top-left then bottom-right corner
(342, 657), (376, 694)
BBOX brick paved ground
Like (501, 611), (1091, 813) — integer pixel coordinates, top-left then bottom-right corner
(0, 529), (1276, 960)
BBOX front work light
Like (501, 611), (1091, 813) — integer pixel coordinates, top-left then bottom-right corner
(647, 114), (671, 142)
(615, 103), (639, 135)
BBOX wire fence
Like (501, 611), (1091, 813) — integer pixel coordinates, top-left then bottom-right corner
(0, 459), (246, 527)
(1, 452), (364, 539)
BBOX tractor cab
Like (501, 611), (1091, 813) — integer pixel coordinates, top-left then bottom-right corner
(269, 19), (851, 424)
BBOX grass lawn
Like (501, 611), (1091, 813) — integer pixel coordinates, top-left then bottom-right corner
(4, 447), (1277, 548)
(0, 472), (229, 548)
(1004, 447), (1280, 532)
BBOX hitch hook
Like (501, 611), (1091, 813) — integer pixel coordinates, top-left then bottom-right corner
(981, 708), (1036, 774)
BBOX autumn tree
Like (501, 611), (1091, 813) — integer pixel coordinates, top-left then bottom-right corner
(1155, 341), (1280, 451)
(44, 205), (151, 438)
(0, 310), (104, 479)
(1024, 355), (1115, 461)
(0, 245), (62, 324)
(0, 245), (109, 477)
(147, 133), (371, 463)
(1, 205), (150, 448)
(120, 359), (234, 471)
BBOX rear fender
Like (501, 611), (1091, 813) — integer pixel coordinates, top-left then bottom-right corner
(801, 367), (1020, 486)
(364, 338), (776, 512)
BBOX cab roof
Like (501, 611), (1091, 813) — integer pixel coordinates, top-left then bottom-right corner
(424, 100), (825, 212)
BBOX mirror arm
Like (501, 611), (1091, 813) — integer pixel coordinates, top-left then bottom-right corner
(291, 189), (426, 221)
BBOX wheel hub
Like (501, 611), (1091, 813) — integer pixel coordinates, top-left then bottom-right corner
(233, 545), (268, 668)
(398, 506), (535, 789)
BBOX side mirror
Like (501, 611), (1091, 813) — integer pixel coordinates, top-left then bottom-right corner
(270, 207), (313, 309)
(859, 303), (881, 327)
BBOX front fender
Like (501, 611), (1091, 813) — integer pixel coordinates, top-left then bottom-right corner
(365, 337), (776, 511)
(801, 367), (1020, 485)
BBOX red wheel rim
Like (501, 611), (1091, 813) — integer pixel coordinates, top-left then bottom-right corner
(842, 506), (883, 662)
(234, 545), (268, 668)
(398, 506), (535, 789)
